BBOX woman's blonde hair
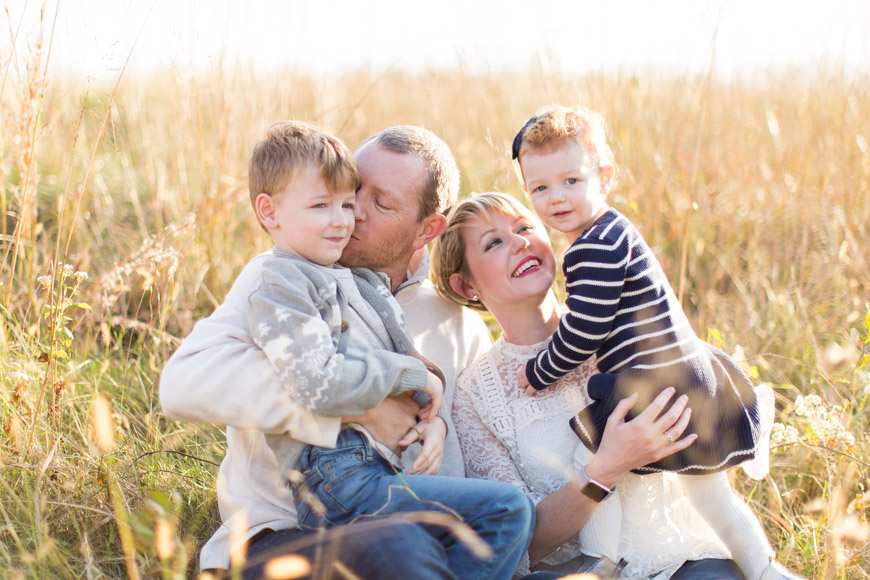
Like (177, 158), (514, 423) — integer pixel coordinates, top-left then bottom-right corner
(431, 192), (541, 312)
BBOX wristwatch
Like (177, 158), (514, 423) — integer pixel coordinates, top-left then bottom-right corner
(576, 465), (615, 502)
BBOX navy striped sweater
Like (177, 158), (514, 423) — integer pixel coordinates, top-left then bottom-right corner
(525, 208), (707, 389)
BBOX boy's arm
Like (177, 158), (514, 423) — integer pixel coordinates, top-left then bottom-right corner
(159, 254), (340, 446)
(249, 260), (430, 417)
(525, 232), (630, 390)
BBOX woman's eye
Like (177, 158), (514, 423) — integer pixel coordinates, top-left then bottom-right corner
(484, 238), (502, 251)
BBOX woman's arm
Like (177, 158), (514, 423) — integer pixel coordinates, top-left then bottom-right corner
(529, 388), (697, 564)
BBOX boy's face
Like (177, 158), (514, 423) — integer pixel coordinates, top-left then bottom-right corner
(521, 139), (613, 242)
(257, 165), (356, 267)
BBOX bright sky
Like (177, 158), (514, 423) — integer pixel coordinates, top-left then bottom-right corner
(5, 0), (870, 81)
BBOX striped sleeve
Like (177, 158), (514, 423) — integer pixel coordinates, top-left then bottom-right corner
(525, 225), (629, 390)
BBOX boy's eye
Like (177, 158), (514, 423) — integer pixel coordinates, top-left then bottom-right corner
(566, 178), (578, 185)
(342, 202), (355, 210)
(533, 185), (547, 193)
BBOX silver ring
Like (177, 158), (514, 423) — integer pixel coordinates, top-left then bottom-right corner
(662, 431), (675, 443)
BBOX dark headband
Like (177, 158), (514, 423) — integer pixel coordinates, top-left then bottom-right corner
(511, 115), (538, 160)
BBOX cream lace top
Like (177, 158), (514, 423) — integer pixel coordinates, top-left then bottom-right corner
(453, 336), (731, 579)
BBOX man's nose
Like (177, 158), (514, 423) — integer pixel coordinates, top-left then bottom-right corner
(353, 196), (367, 222)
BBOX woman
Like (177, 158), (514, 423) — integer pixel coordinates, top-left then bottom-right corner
(432, 192), (755, 580)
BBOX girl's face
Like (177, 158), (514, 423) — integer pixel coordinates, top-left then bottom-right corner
(453, 210), (556, 310)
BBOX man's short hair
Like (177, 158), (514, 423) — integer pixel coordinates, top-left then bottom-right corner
(249, 121), (360, 210)
(362, 126), (460, 220)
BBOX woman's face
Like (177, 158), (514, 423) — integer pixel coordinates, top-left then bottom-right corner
(456, 210), (556, 310)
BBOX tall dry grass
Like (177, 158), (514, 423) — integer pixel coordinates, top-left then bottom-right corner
(1, 12), (869, 580)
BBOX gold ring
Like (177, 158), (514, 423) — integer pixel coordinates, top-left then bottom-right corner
(420, 452), (430, 462)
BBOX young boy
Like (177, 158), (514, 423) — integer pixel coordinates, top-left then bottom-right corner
(245, 121), (533, 579)
(512, 105), (801, 580)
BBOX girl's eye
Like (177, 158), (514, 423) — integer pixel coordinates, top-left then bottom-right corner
(533, 185), (547, 193)
(342, 203), (355, 210)
(517, 224), (533, 234)
(484, 238), (502, 252)
(566, 178), (578, 185)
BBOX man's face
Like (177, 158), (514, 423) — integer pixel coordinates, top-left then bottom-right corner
(340, 142), (427, 280)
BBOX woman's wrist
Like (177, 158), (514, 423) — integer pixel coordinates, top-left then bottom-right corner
(584, 454), (622, 489)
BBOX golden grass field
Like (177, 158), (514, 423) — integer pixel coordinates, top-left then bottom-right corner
(1, 15), (869, 580)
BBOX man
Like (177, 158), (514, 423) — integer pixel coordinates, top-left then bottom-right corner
(159, 126), (495, 579)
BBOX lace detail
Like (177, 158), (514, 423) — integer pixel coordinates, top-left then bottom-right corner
(453, 337), (729, 579)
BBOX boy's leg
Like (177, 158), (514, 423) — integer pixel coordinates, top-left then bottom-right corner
(679, 472), (774, 580)
(384, 473), (535, 580)
(241, 517), (456, 580)
(574, 444), (621, 561)
(299, 430), (534, 580)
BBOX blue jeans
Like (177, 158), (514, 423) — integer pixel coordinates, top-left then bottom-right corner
(242, 518), (456, 580)
(296, 429), (535, 580)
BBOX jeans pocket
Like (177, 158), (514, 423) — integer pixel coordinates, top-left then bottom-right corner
(306, 448), (374, 525)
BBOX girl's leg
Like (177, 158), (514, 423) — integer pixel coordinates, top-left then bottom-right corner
(679, 472), (773, 580)
(574, 444), (621, 562)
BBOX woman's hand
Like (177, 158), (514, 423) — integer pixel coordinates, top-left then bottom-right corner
(400, 416), (447, 475)
(585, 387), (697, 487)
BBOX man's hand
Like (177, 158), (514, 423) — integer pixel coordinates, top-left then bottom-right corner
(399, 416), (447, 475)
(416, 371), (444, 422)
(343, 393), (419, 454)
(584, 387), (697, 488)
(517, 365), (536, 396)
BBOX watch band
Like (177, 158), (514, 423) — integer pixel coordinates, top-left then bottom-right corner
(577, 465), (615, 502)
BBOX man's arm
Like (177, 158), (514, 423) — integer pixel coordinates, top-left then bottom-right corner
(159, 254), (340, 447)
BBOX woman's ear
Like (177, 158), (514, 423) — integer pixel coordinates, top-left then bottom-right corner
(449, 273), (477, 302)
(255, 193), (278, 229)
(599, 165), (615, 194)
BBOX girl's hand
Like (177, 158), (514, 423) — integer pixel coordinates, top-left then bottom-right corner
(416, 371), (444, 422)
(585, 387), (697, 487)
(516, 366), (536, 396)
(400, 416), (447, 475)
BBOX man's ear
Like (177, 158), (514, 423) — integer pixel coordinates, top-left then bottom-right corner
(255, 193), (278, 229)
(599, 165), (615, 194)
(411, 213), (447, 251)
(448, 273), (477, 302)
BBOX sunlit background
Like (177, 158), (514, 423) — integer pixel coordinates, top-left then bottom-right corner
(6, 0), (870, 81)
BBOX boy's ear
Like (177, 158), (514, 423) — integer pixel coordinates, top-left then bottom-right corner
(411, 213), (447, 251)
(599, 165), (615, 194)
(448, 273), (477, 302)
(255, 193), (278, 229)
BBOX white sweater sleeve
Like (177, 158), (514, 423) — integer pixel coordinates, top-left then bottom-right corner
(159, 253), (340, 446)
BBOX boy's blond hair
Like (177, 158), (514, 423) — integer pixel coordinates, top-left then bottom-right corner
(515, 105), (619, 189)
(431, 192), (542, 312)
(248, 121), (360, 222)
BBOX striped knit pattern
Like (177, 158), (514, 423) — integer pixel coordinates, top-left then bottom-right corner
(527, 208), (760, 473)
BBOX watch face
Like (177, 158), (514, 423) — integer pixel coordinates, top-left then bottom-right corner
(581, 481), (610, 502)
